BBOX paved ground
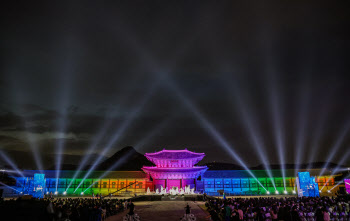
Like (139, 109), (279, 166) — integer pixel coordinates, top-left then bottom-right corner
(106, 201), (210, 221)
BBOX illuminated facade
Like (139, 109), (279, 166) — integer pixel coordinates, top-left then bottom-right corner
(142, 149), (208, 190)
(4, 149), (345, 197)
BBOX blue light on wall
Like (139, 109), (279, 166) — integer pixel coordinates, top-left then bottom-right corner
(30, 173), (46, 198)
(298, 172), (320, 197)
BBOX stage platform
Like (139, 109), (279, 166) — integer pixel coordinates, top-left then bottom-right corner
(129, 194), (213, 202)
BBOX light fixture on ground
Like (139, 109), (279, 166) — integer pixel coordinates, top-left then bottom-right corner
(284, 190), (287, 194)
(327, 190), (331, 193)
(292, 190), (296, 194)
(275, 190), (279, 194)
(54, 191), (58, 195)
(81, 192), (84, 195)
(267, 191), (270, 195)
(63, 191), (67, 195)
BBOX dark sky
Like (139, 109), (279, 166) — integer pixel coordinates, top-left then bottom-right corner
(1, 1), (350, 169)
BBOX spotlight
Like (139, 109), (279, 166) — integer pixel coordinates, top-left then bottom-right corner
(319, 190), (322, 193)
(284, 190), (287, 194)
(20, 192), (23, 194)
(327, 190), (331, 193)
(63, 191), (67, 195)
(292, 190), (296, 194)
(46, 192), (49, 194)
(81, 192), (84, 195)
(275, 190), (279, 194)
(54, 191), (58, 195)
(267, 191), (270, 195)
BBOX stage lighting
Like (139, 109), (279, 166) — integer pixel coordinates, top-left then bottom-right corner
(46, 192), (49, 194)
(292, 190), (296, 194)
(327, 190), (331, 193)
(63, 191), (67, 195)
(54, 191), (58, 195)
(284, 190), (287, 194)
(267, 191), (270, 195)
(275, 190), (279, 194)
(81, 192), (84, 195)
(20, 192), (23, 194)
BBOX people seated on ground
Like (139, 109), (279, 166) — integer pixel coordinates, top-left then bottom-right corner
(0, 197), (130, 221)
(204, 195), (350, 221)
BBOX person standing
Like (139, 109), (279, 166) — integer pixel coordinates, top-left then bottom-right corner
(237, 207), (243, 220)
(270, 208), (278, 221)
(224, 203), (231, 221)
(128, 201), (135, 215)
(323, 208), (330, 221)
(315, 207), (324, 221)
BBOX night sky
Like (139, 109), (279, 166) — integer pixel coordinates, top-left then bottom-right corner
(1, 1), (349, 169)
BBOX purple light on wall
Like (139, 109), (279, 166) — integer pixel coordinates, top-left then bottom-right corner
(345, 179), (350, 194)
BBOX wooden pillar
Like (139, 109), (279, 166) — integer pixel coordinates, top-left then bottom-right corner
(248, 178), (251, 191)
(231, 179), (233, 191)
(223, 178), (225, 192)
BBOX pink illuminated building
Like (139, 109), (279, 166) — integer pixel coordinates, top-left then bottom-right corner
(142, 149), (208, 190)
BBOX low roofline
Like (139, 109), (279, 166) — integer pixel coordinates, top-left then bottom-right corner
(145, 149), (205, 156)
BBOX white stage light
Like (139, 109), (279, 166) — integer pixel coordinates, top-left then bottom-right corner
(275, 190), (279, 194)
(63, 191), (67, 195)
(284, 190), (287, 194)
(81, 192), (84, 195)
(292, 190), (296, 194)
(54, 191), (58, 195)
(267, 191), (270, 195)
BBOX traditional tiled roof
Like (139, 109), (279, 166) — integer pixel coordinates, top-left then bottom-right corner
(20, 170), (148, 179)
(145, 149), (205, 160)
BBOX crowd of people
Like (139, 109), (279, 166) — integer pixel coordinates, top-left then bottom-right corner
(2, 193), (350, 220)
(0, 196), (133, 221)
(205, 195), (350, 221)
